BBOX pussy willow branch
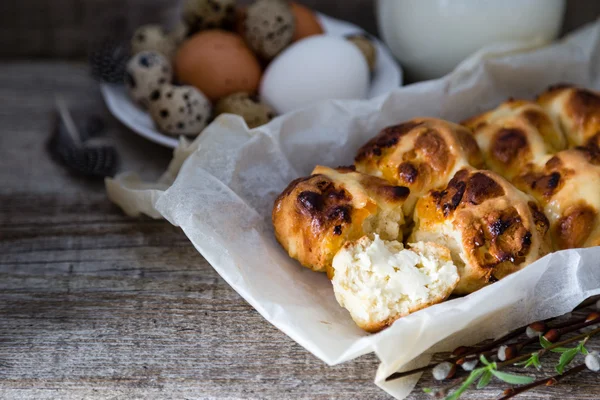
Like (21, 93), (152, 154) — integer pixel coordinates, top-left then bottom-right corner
(385, 310), (595, 382)
(496, 325), (600, 369)
(385, 327), (527, 382)
(455, 314), (588, 363)
(428, 326), (600, 398)
(552, 315), (588, 330)
(460, 312), (600, 363)
(385, 329), (528, 381)
(498, 364), (587, 400)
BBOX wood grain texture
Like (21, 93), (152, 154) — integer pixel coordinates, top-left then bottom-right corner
(0, 61), (387, 400)
(1, 61), (600, 399)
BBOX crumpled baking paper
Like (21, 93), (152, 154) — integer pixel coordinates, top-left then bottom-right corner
(106, 21), (600, 399)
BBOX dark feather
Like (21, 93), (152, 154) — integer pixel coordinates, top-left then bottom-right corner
(89, 38), (130, 84)
(49, 97), (119, 178)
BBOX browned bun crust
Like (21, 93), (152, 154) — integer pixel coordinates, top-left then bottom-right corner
(463, 86), (600, 251)
(463, 99), (566, 180)
(272, 166), (409, 273)
(271, 83), (600, 332)
(355, 118), (484, 214)
(411, 168), (551, 294)
(514, 147), (600, 249)
(537, 84), (600, 147)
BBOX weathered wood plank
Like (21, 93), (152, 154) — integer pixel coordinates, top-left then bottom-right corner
(0, 61), (387, 400)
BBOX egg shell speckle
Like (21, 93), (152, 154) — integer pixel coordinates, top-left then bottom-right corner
(131, 25), (176, 60)
(182, 0), (237, 34)
(124, 51), (173, 109)
(259, 35), (370, 114)
(215, 92), (276, 128)
(148, 84), (212, 136)
(244, 0), (295, 60)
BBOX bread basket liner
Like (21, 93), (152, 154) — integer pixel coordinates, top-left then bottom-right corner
(106, 21), (600, 399)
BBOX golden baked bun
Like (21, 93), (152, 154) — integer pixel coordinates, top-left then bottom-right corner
(464, 89), (600, 251)
(272, 165), (410, 274)
(410, 168), (552, 295)
(514, 147), (600, 249)
(463, 99), (567, 180)
(355, 118), (484, 214)
(537, 84), (600, 147)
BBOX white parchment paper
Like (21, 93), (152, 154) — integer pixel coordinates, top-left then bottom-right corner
(106, 21), (600, 399)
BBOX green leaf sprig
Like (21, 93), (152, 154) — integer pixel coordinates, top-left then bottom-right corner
(423, 324), (600, 399)
(437, 356), (534, 400)
(539, 335), (590, 374)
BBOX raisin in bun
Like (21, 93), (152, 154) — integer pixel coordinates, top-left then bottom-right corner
(272, 165), (409, 274)
(537, 85), (600, 147)
(514, 147), (600, 249)
(355, 118), (484, 214)
(463, 99), (566, 180)
(410, 168), (552, 295)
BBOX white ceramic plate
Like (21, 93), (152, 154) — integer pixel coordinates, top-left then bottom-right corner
(101, 13), (403, 149)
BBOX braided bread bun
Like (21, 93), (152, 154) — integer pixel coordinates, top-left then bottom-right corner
(272, 165), (409, 273)
(514, 147), (600, 249)
(463, 99), (566, 180)
(355, 118), (484, 214)
(410, 168), (552, 294)
(464, 86), (600, 250)
(537, 85), (600, 147)
(271, 84), (600, 332)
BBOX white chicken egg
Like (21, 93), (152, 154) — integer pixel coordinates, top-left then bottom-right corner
(259, 35), (370, 114)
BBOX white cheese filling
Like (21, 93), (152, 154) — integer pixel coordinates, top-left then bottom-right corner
(332, 235), (458, 328)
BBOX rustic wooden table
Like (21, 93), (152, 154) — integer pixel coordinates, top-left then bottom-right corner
(1, 61), (600, 400)
(2, 0), (600, 396)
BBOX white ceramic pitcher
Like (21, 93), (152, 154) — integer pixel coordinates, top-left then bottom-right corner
(377, 0), (566, 81)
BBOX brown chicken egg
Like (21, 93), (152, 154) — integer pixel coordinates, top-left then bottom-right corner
(291, 2), (324, 41)
(175, 30), (262, 101)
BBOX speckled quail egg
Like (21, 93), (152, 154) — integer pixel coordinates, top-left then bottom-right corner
(131, 25), (177, 59)
(182, 0), (237, 34)
(124, 51), (173, 109)
(215, 92), (276, 128)
(148, 84), (212, 136)
(346, 34), (377, 72)
(244, 0), (295, 60)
